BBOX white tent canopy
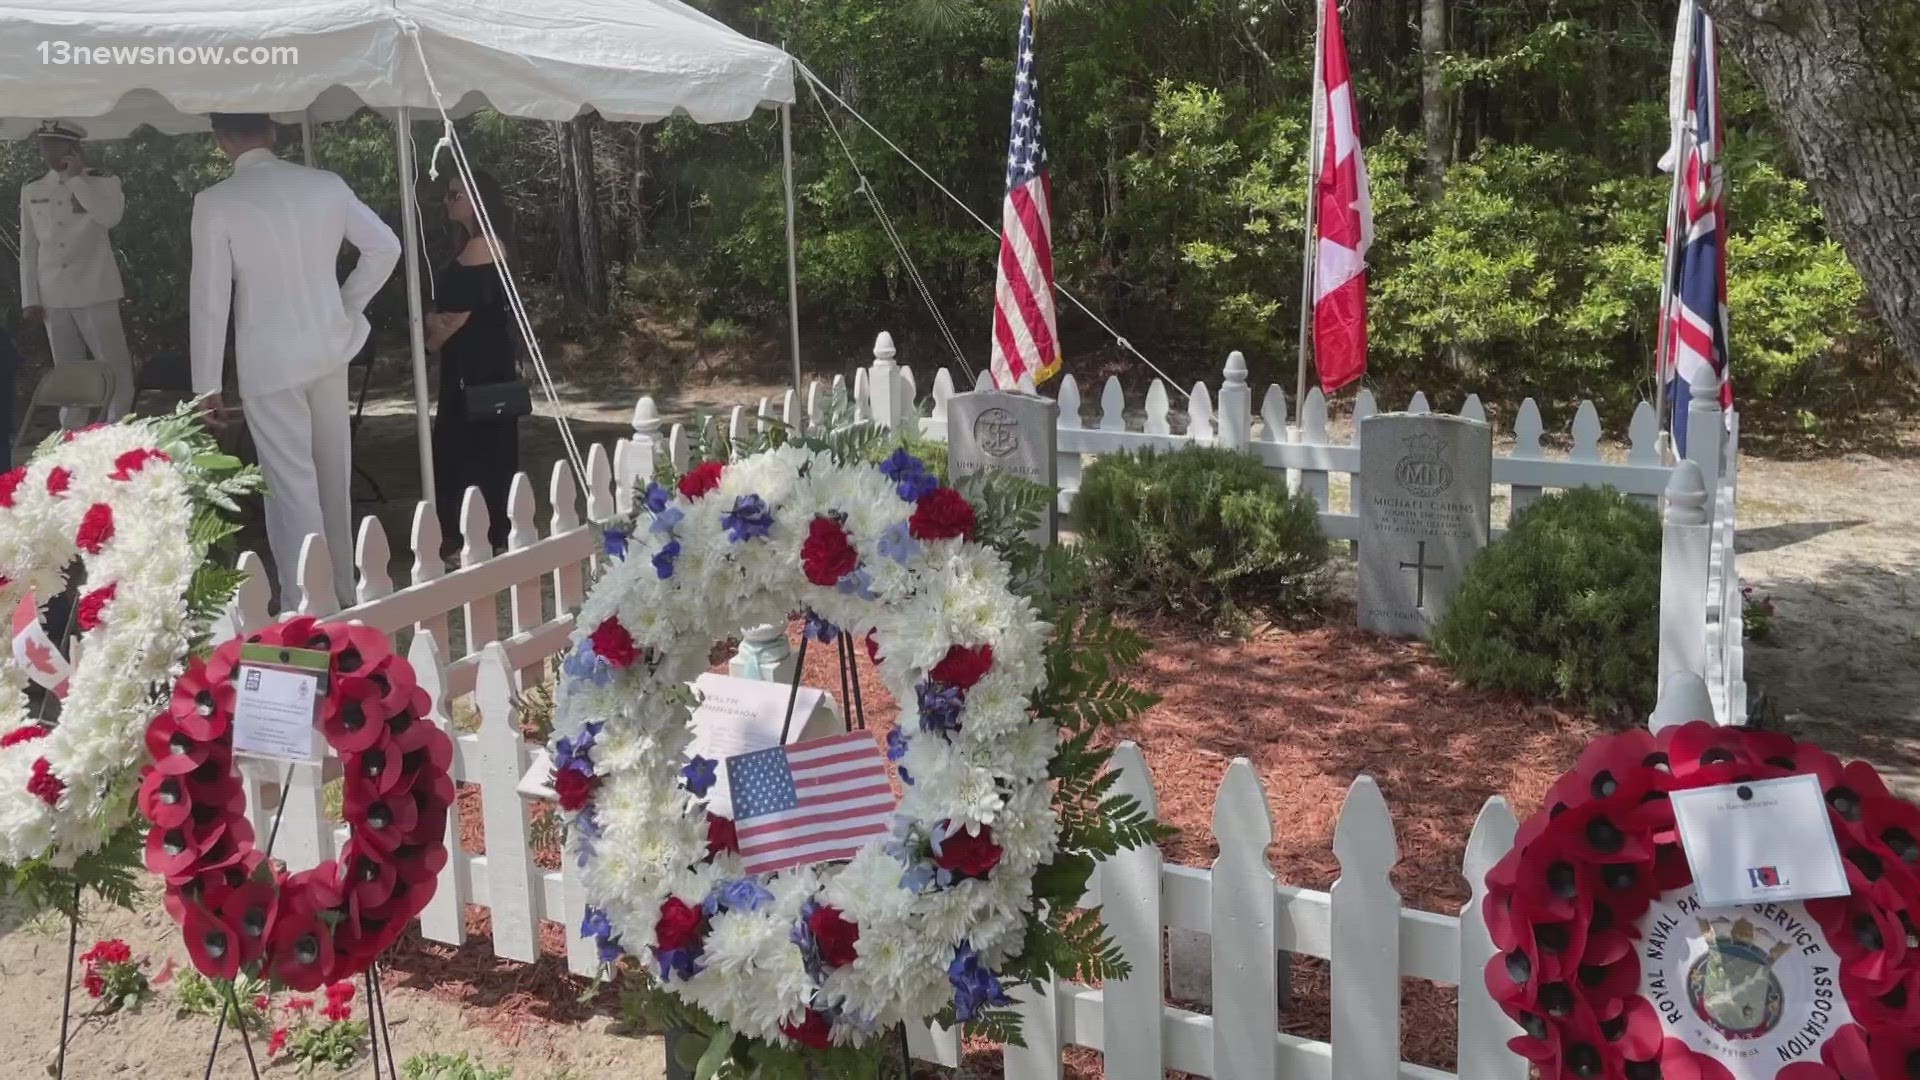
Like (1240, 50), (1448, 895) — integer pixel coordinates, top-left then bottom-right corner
(1, 0), (800, 511)
(0, 0), (794, 136)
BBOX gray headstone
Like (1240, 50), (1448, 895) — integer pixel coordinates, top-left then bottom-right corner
(946, 390), (1059, 546)
(1357, 412), (1493, 639)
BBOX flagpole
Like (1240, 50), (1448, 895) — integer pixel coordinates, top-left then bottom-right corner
(1652, 2), (1697, 448)
(1294, 0), (1326, 421)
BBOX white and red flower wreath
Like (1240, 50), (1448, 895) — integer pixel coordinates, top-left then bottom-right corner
(141, 617), (454, 990)
(1484, 721), (1920, 1079)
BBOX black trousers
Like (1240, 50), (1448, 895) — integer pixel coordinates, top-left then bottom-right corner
(433, 404), (520, 550)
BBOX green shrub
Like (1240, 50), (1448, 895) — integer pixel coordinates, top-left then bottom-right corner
(1072, 446), (1328, 629)
(404, 1051), (513, 1080)
(1434, 487), (1660, 718)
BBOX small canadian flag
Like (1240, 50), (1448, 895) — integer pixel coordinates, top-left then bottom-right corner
(11, 593), (71, 698)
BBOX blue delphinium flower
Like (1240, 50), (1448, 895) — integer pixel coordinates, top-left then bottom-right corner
(704, 878), (775, 917)
(947, 942), (1012, 1022)
(803, 609), (839, 643)
(877, 522), (919, 566)
(916, 681), (965, 737)
(721, 494), (775, 542)
(681, 755), (718, 797)
(885, 727), (913, 785)
(553, 721), (603, 772)
(649, 505), (684, 535)
(656, 947), (702, 981)
(652, 538), (682, 579)
(561, 640), (613, 687)
(835, 566), (877, 600)
(574, 807), (602, 867)
(602, 527), (629, 559)
(643, 481), (672, 514)
(879, 448), (938, 502)
(581, 906), (623, 964)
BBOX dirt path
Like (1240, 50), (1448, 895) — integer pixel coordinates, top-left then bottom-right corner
(1737, 441), (1920, 797)
(0, 892), (668, 1079)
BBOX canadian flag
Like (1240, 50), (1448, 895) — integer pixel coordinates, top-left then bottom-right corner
(12, 593), (70, 698)
(1311, 0), (1374, 394)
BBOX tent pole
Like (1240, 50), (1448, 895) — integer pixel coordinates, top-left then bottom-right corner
(781, 103), (803, 394)
(300, 109), (317, 168)
(393, 107), (436, 510)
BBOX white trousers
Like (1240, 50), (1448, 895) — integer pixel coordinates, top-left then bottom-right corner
(243, 365), (356, 612)
(44, 299), (135, 426)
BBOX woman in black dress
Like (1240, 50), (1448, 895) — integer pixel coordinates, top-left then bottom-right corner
(426, 170), (520, 551)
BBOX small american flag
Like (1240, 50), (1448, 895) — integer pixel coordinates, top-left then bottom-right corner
(989, 0), (1062, 389)
(726, 732), (897, 876)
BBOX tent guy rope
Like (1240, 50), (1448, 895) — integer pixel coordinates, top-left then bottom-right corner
(794, 60), (1192, 399)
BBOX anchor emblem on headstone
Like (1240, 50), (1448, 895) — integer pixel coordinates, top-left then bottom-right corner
(973, 407), (1021, 459)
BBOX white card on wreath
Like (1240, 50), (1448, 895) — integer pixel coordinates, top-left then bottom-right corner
(231, 664), (323, 763)
(687, 673), (839, 818)
(1670, 774), (1850, 909)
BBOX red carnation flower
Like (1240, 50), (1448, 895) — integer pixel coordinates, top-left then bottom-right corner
(268, 1028), (289, 1056)
(81, 939), (132, 966)
(806, 905), (860, 969)
(26, 758), (65, 805)
(705, 813), (739, 861)
(932, 823), (1003, 880)
(909, 487), (976, 541)
(801, 516), (860, 586)
(110, 448), (170, 481)
(553, 766), (597, 812)
(1, 725), (50, 749)
(930, 644), (994, 691)
(76, 583), (116, 631)
(588, 617), (640, 668)
(0, 467), (25, 508)
(76, 503), (115, 554)
(654, 896), (704, 952)
(45, 467), (72, 497)
(286, 997), (314, 1014)
(677, 461), (725, 500)
(83, 971), (105, 998)
(780, 1009), (834, 1050)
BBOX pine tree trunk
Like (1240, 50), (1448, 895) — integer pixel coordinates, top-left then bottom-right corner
(549, 121), (585, 301)
(1420, 0), (1450, 191)
(569, 115), (608, 313)
(1703, 0), (1920, 377)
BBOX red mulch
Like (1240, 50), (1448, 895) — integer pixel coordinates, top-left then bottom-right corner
(417, 616), (1600, 1074)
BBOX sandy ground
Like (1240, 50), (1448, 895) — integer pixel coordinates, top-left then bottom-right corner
(0, 893), (668, 1080)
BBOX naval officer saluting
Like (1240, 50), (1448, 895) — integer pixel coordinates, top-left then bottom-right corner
(190, 112), (401, 610)
(18, 120), (135, 426)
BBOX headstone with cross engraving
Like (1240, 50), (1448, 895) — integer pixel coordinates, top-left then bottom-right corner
(1357, 412), (1492, 639)
(946, 389), (1059, 547)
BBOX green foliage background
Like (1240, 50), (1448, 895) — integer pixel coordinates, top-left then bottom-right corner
(0, 0), (1876, 410)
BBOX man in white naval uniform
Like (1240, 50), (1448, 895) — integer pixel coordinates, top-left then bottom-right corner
(18, 121), (134, 426)
(190, 113), (400, 610)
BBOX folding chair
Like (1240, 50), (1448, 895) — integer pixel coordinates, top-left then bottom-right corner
(10, 363), (115, 463)
(131, 350), (194, 416)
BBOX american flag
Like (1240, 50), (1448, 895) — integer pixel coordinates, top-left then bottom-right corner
(726, 732), (897, 876)
(989, 0), (1062, 389)
(1660, 0), (1732, 456)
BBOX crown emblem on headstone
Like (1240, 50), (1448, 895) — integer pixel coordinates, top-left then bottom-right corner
(1393, 432), (1456, 498)
(1401, 432), (1449, 458)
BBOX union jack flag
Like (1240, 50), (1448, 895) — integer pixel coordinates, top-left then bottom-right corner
(989, 0), (1062, 389)
(1660, 1), (1732, 456)
(726, 732), (897, 876)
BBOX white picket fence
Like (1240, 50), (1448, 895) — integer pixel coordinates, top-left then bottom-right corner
(217, 329), (1741, 1076)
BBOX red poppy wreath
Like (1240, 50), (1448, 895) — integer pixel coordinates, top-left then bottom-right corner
(1483, 721), (1920, 1080)
(140, 617), (454, 991)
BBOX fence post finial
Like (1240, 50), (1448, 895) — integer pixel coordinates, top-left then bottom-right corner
(1218, 351), (1252, 451)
